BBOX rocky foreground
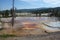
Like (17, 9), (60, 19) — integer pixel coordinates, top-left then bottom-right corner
(0, 32), (60, 40)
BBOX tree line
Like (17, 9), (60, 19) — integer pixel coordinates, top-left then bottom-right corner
(0, 9), (15, 18)
(32, 7), (60, 17)
(0, 7), (60, 17)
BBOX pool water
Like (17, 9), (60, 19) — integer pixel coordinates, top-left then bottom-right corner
(44, 22), (60, 28)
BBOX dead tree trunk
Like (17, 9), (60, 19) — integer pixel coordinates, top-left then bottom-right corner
(11, 0), (15, 26)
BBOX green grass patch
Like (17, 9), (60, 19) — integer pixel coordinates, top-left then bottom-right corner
(0, 34), (16, 38)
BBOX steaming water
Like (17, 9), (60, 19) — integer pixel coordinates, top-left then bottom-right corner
(1, 17), (59, 22)
(1, 17), (60, 32)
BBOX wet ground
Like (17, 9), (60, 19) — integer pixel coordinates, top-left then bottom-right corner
(0, 17), (60, 36)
